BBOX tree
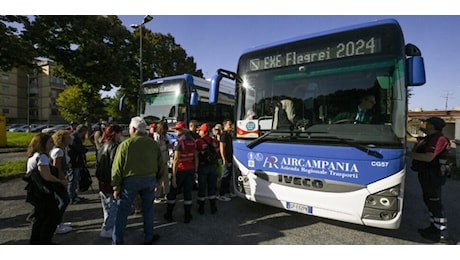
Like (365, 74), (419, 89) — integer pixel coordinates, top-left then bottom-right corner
(0, 15), (36, 71)
(24, 15), (136, 123)
(56, 84), (107, 124)
(141, 31), (203, 79)
(118, 29), (204, 118)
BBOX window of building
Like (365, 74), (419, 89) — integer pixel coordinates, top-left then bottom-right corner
(1, 74), (9, 81)
(1, 96), (8, 105)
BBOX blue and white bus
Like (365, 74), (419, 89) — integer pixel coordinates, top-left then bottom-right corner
(210, 19), (425, 229)
(138, 74), (234, 128)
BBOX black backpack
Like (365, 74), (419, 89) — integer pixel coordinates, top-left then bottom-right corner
(200, 138), (218, 165)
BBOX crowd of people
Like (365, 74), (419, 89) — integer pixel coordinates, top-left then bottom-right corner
(23, 117), (235, 245)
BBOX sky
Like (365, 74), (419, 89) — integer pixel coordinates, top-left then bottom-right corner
(5, 1), (460, 112)
(117, 15), (460, 111)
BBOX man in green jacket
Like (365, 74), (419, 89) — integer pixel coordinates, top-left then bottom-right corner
(111, 116), (165, 245)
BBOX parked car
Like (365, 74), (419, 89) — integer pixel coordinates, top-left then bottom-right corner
(30, 124), (49, 132)
(6, 123), (25, 131)
(41, 124), (70, 134)
(8, 124), (30, 132)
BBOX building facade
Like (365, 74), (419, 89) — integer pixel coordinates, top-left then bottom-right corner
(408, 109), (460, 142)
(0, 60), (67, 125)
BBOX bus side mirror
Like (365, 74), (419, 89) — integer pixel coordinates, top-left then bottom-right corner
(209, 73), (222, 104)
(190, 90), (198, 106)
(119, 94), (126, 112)
(406, 56), (426, 86)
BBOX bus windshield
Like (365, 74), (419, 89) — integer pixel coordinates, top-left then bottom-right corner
(236, 22), (407, 145)
(140, 79), (185, 124)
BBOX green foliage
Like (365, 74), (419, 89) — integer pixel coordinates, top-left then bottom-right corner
(0, 15), (36, 71)
(3, 15), (206, 121)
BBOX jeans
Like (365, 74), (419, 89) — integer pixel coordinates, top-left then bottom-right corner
(54, 188), (70, 223)
(198, 164), (218, 201)
(219, 163), (232, 196)
(113, 176), (156, 245)
(100, 191), (118, 231)
(67, 167), (81, 201)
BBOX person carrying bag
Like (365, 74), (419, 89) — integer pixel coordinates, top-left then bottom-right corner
(23, 133), (66, 245)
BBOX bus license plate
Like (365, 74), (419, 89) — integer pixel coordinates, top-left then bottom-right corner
(286, 201), (313, 215)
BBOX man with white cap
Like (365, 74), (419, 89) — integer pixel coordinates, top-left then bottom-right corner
(406, 116), (454, 244)
(111, 116), (164, 244)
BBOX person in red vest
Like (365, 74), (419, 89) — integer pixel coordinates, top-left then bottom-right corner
(195, 123), (219, 215)
(164, 121), (198, 224)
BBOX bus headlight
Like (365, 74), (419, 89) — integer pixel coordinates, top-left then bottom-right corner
(362, 185), (400, 221)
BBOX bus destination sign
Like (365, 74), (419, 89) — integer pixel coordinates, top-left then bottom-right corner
(249, 37), (381, 72)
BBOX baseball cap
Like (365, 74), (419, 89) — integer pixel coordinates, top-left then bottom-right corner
(149, 123), (157, 129)
(197, 123), (210, 132)
(172, 121), (187, 130)
(426, 117), (446, 130)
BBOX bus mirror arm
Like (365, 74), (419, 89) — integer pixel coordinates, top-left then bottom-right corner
(247, 130), (274, 149)
(217, 68), (242, 84)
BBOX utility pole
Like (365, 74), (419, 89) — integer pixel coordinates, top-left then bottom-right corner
(441, 91), (454, 110)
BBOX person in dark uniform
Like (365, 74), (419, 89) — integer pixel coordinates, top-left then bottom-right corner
(406, 117), (454, 244)
(164, 121), (198, 224)
(195, 123), (219, 215)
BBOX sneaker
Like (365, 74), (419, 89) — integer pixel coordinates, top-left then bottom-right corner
(99, 228), (113, 239)
(439, 236), (456, 245)
(217, 195), (231, 202)
(184, 213), (192, 224)
(417, 224), (437, 235)
(164, 212), (173, 222)
(55, 223), (72, 234)
(226, 193), (237, 198)
(144, 234), (160, 245)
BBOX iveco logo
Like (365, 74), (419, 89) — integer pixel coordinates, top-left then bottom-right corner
(278, 175), (324, 189)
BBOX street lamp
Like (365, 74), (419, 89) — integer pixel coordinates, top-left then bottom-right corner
(131, 15), (153, 91)
(26, 74), (31, 132)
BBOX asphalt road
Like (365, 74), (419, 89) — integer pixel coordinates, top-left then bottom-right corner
(1, 161), (459, 246)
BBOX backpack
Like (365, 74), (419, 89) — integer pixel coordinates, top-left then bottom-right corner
(200, 138), (218, 165)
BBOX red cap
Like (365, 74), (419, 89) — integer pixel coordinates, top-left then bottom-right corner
(149, 123), (157, 129)
(197, 123), (210, 132)
(172, 121), (187, 130)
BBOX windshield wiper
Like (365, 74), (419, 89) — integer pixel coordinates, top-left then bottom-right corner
(336, 137), (383, 159)
(247, 130), (274, 149)
(247, 130), (326, 149)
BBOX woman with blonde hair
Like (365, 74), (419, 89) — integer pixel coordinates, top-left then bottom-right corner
(50, 130), (72, 234)
(25, 133), (66, 244)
